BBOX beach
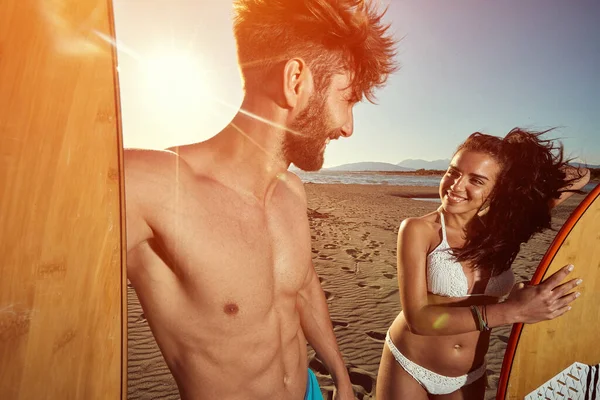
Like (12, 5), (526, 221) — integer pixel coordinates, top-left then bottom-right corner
(127, 183), (586, 400)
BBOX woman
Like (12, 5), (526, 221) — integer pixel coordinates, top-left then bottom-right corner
(376, 128), (591, 399)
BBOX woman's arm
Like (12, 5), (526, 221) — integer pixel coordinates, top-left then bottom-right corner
(397, 218), (581, 336)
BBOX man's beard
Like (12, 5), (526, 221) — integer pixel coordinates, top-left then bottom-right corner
(283, 94), (337, 172)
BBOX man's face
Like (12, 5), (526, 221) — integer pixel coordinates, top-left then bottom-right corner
(284, 72), (355, 171)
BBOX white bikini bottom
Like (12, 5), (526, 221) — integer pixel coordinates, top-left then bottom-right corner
(385, 330), (486, 395)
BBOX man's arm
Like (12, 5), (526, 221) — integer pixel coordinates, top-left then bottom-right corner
(285, 171), (353, 399)
(297, 265), (354, 399)
(123, 149), (155, 255)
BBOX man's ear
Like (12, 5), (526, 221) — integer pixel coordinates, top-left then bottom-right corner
(282, 58), (314, 110)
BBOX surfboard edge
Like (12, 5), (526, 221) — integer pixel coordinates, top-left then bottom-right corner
(496, 183), (600, 400)
(104, 0), (128, 398)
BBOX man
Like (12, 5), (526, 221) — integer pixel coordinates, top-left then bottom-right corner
(124, 0), (397, 398)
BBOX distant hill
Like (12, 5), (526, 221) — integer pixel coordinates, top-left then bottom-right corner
(569, 162), (600, 169)
(296, 160), (600, 174)
(326, 162), (413, 171)
(397, 159), (450, 171)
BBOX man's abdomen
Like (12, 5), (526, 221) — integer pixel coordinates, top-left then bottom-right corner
(159, 307), (309, 400)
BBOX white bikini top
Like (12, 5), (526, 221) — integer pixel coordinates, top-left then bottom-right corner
(426, 212), (515, 298)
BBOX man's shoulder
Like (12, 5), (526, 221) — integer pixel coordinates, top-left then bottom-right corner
(283, 170), (305, 189)
(123, 148), (200, 205)
(278, 170), (308, 205)
(124, 148), (194, 180)
(124, 148), (180, 168)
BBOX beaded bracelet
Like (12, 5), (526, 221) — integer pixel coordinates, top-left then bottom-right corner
(471, 305), (490, 332)
(483, 304), (489, 328)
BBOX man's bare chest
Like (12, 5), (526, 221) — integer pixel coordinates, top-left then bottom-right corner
(145, 194), (313, 302)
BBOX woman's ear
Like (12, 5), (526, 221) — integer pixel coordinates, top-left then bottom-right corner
(478, 199), (491, 217)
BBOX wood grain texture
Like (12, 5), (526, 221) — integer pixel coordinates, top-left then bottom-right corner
(497, 184), (600, 399)
(0, 0), (126, 399)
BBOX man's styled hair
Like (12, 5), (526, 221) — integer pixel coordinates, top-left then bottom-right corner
(233, 0), (398, 103)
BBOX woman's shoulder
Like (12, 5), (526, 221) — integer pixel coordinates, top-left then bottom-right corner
(398, 211), (440, 237)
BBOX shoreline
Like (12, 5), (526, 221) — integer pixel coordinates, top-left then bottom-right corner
(315, 170), (446, 176)
(303, 179), (600, 195)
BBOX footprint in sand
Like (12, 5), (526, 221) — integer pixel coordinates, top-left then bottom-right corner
(357, 282), (368, 288)
(365, 331), (386, 342)
(318, 255), (334, 260)
(322, 290), (334, 300)
(323, 243), (339, 249)
(348, 369), (374, 396)
(378, 288), (399, 303)
(139, 359), (155, 373)
(369, 285), (381, 290)
(331, 320), (349, 330)
(367, 240), (379, 249)
(345, 248), (360, 258)
(309, 357), (329, 375)
(383, 273), (394, 279)
(134, 313), (146, 323)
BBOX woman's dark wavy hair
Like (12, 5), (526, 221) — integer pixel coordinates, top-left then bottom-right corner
(451, 127), (584, 274)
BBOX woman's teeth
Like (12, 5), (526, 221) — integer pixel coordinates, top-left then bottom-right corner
(447, 191), (466, 202)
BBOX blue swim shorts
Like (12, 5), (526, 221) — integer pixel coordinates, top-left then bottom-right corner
(305, 368), (324, 400)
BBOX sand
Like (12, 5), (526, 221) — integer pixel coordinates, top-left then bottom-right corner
(127, 183), (584, 400)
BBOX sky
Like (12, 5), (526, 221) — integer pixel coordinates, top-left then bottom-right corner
(112, 0), (600, 168)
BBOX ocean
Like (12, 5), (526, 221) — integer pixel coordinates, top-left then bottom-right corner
(294, 170), (442, 187)
(294, 170), (598, 194)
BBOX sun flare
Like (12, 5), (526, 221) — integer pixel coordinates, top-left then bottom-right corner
(141, 49), (212, 112)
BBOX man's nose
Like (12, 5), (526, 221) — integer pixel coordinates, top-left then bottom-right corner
(340, 110), (354, 138)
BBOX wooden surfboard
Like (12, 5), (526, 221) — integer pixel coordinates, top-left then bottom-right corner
(0, 0), (126, 399)
(497, 183), (600, 399)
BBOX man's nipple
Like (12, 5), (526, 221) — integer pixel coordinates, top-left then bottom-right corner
(224, 303), (239, 316)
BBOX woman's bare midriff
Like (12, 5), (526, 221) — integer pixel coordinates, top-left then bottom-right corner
(388, 293), (499, 377)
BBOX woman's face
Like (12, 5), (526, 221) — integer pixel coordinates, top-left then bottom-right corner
(439, 150), (501, 216)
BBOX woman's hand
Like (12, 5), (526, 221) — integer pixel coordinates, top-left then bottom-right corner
(505, 264), (582, 324)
